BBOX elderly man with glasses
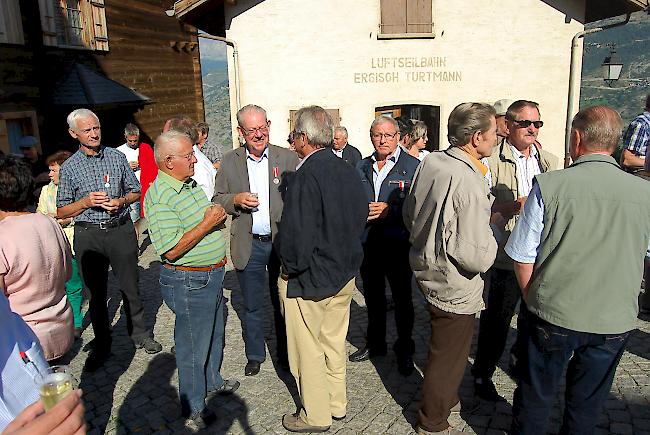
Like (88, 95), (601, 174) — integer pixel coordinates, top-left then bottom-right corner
(349, 115), (420, 376)
(214, 104), (298, 376)
(472, 100), (557, 402)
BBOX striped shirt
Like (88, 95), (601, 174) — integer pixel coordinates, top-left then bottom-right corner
(623, 111), (650, 158)
(144, 170), (226, 266)
(56, 146), (140, 223)
(510, 143), (541, 197)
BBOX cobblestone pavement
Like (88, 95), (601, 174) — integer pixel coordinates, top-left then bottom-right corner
(64, 228), (650, 434)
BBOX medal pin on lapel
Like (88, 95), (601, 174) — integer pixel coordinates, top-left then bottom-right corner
(273, 166), (280, 184)
(104, 173), (110, 189)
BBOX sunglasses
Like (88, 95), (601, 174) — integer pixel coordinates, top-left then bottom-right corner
(514, 120), (544, 129)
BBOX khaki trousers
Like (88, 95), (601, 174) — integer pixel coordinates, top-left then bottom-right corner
(279, 276), (355, 427)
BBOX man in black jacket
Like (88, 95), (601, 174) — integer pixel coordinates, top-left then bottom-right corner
(333, 126), (362, 166)
(276, 106), (367, 433)
(350, 115), (421, 376)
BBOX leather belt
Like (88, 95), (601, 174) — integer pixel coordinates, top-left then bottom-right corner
(76, 215), (129, 230)
(163, 257), (228, 272)
(252, 234), (272, 242)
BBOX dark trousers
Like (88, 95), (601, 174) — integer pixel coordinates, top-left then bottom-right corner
(472, 268), (520, 381)
(418, 304), (475, 432)
(74, 220), (148, 346)
(511, 307), (630, 435)
(236, 239), (286, 363)
(360, 236), (414, 356)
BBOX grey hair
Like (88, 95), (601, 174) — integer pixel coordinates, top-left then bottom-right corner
(237, 104), (267, 126)
(409, 120), (428, 147)
(505, 100), (540, 121)
(369, 116), (399, 135)
(572, 105), (622, 152)
(124, 123), (139, 137)
(154, 130), (192, 163)
(334, 126), (348, 138)
(294, 106), (334, 149)
(67, 108), (99, 130)
(447, 102), (496, 147)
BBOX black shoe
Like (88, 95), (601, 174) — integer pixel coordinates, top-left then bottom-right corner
(185, 408), (217, 432)
(474, 378), (503, 402)
(171, 345), (175, 355)
(397, 356), (415, 376)
(245, 360), (261, 376)
(348, 346), (387, 362)
(134, 337), (162, 354)
(332, 415), (346, 421)
(84, 348), (111, 372)
(211, 379), (240, 395)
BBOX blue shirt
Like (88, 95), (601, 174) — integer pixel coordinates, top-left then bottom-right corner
(505, 182), (650, 263)
(57, 146), (141, 223)
(371, 145), (401, 202)
(623, 111), (650, 158)
(0, 293), (49, 432)
(246, 146), (271, 235)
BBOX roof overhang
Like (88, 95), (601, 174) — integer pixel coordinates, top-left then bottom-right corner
(173, 0), (227, 36)
(585, 0), (648, 22)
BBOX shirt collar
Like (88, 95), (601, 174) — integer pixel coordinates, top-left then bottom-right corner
(508, 142), (537, 159)
(80, 144), (105, 158)
(157, 170), (195, 193)
(371, 144), (401, 164)
(462, 151), (489, 177)
(245, 146), (269, 162)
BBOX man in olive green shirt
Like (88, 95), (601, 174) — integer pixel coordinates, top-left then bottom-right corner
(145, 130), (239, 432)
(505, 106), (650, 434)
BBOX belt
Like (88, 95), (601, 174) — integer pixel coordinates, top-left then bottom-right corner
(76, 215), (129, 230)
(163, 257), (227, 272)
(252, 234), (272, 242)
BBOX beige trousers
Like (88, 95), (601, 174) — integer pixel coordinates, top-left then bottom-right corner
(278, 276), (355, 427)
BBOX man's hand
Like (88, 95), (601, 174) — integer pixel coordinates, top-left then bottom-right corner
(98, 198), (123, 215)
(128, 161), (139, 171)
(56, 217), (73, 227)
(213, 161), (221, 171)
(84, 192), (109, 209)
(203, 204), (227, 228)
(233, 192), (260, 211)
(514, 196), (527, 214)
(367, 202), (389, 221)
(3, 389), (85, 435)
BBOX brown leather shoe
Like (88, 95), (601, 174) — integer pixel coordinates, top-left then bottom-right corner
(282, 413), (330, 433)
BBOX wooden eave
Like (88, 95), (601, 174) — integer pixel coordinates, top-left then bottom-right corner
(173, 0), (227, 36)
(585, 0), (648, 22)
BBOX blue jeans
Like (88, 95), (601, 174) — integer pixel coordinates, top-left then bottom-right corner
(511, 307), (630, 435)
(159, 264), (226, 417)
(236, 239), (285, 363)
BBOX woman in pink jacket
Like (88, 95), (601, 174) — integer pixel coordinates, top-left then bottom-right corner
(0, 155), (73, 361)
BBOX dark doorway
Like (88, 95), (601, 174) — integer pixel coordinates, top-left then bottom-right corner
(375, 104), (440, 151)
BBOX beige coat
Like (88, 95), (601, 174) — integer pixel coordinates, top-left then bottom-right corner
(403, 147), (498, 315)
(213, 144), (298, 270)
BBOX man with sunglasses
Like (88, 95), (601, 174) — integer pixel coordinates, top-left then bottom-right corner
(472, 100), (557, 401)
(214, 104), (298, 376)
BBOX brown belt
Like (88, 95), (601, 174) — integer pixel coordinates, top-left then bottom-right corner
(163, 257), (227, 272)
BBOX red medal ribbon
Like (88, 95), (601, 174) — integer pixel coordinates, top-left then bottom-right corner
(399, 180), (404, 191)
(273, 166), (279, 178)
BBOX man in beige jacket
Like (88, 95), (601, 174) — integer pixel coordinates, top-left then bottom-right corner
(404, 102), (499, 435)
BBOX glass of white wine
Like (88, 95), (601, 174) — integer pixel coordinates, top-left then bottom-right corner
(39, 365), (75, 411)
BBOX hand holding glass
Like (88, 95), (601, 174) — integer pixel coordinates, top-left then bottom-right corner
(39, 365), (76, 411)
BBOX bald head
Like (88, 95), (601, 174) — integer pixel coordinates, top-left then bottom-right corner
(154, 130), (193, 164)
(572, 105), (622, 153)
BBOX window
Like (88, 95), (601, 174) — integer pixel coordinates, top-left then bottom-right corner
(38, 0), (109, 50)
(0, 0), (25, 45)
(0, 111), (40, 155)
(289, 109), (340, 132)
(379, 0), (434, 39)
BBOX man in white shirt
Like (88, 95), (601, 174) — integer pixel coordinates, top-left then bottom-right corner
(117, 123), (143, 223)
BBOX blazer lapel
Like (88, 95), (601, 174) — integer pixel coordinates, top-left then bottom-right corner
(235, 147), (251, 191)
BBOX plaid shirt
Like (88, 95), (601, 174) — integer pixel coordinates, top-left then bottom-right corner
(623, 111), (650, 157)
(201, 138), (224, 164)
(56, 146), (141, 223)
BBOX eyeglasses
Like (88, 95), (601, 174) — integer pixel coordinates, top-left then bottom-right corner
(371, 131), (399, 141)
(241, 122), (270, 136)
(167, 150), (195, 161)
(514, 120), (544, 129)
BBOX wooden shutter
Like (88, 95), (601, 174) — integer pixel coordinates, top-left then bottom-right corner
(0, 0), (25, 44)
(89, 0), (108, 51)
(38, 0), (58, 46)
(380, 0), (407, 34)
(407, 0), (432, 33)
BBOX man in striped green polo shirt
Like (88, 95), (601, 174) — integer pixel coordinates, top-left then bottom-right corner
(145, 130), (240, 432)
